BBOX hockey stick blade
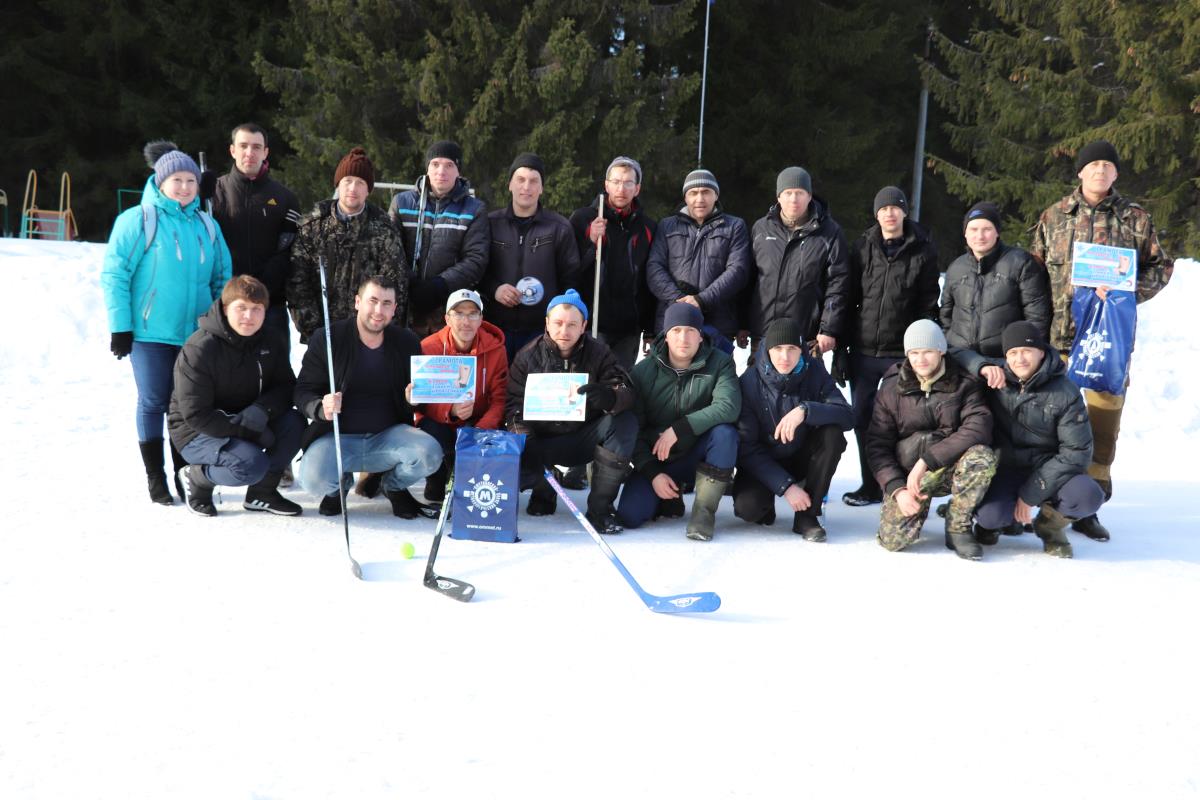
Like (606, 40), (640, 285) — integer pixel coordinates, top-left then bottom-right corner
(423, 478), (475, 602)
(543, 469), (721, 614)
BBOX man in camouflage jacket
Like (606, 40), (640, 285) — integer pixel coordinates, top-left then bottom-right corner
(288, 147), (409, 343)
(1030, 140), (1173, 541)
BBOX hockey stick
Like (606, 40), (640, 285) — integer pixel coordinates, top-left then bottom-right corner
(423, 477), (475, 602)
(591, 192), (603, 338)
(318, 256), (363, 579)
(543, 469), (721, 613)
(411, 175), (429, 275)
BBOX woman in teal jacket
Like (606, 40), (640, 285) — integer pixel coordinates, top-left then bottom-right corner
(102, 142), (232, 505)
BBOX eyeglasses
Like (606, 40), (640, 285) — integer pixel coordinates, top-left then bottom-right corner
(449, 311), (482, 322)
(605, 179), (638, 190)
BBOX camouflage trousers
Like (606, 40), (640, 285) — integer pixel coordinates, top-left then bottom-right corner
(876, 445), (998, 552)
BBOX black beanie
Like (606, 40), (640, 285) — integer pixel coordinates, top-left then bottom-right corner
(873, 186), (908, 216)
(509, 152), (546, 181)
(1074, 140), (1121, 173)
(764, 319), (803, 351)
(1001, 321), (1046, 354)
(425, 140), (463, 167)
(963, 201), (1002, 233)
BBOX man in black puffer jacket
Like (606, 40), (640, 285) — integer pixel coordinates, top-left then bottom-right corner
(973, 322), (1105, 558)
(389, 141), (490, 334)
(483, 153), (582, 364)
(169, 276), (306, 517)
(741, 167), (850, 355)
(867, 320), (996, 560)
(646, 169), (750, 345)
(940, 201), (1051, 377)
(734, 320), (852, 542)
(841, 186), (940, 507)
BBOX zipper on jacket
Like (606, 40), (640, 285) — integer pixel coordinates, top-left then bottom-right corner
(174, 232), (182, 261)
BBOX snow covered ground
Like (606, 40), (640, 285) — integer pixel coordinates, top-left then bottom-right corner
(1, 238), (1197, 799)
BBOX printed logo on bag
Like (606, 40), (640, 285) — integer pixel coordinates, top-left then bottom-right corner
(461, 473), (509, 519)
(1071, 326), (1113, 379)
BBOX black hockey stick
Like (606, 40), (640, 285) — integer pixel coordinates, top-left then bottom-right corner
(423, 477), (475, 602)
(318, 257), (363, 579)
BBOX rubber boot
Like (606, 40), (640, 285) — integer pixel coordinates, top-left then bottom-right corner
(169, 441), (188, 502)
(243, 471), (303, 516)
(686, 463), (733, 541)
(179, 464), (218, 517)
(793, 511), (827, 542)
(1034, 504), (1074, 558)
(139, 439), (174, 505)
(585, 448), (629, 535)
(945, 517), (983, 561)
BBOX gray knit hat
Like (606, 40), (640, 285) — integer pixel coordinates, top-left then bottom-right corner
(776, 166), (812, 196)
(152, 149), (201, 188)
(903, 319), (947, 353)
(607, 156), (642, 185)
(873, 186), (908, 216)
(682, 169), (719, 196)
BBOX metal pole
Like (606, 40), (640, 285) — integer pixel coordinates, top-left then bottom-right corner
(697, 0), (713, 167)
(911, 23), (934, 222)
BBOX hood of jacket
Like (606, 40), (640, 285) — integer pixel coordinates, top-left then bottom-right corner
(141, 174), (201, 219)
(196, 297), (265, 349)
(428, 319), (506, 357)
(753, 339), (811, 392)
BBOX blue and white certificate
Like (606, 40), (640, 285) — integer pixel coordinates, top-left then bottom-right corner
(523, 372), (588, 422)
(1071, 241), (1137, 292)
(410, 355), (476, 404)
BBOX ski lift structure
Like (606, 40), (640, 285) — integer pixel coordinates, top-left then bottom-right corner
(20, 170), (78, 241)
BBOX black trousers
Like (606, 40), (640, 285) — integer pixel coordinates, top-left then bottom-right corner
(733, 424), (847, 523)
(848, 352), (901, 494)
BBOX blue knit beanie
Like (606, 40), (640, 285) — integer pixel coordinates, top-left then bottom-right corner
(663, 301), (704, 332)
(153, 149), (202, 188)
(546, 288), (589, 322)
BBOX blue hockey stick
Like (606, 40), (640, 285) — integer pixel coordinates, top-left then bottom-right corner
(543, 469), (721, 614)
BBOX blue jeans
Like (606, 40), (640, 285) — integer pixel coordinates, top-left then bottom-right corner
(130, 341), (180, 441)
(617, 423), (738, 528)
(299, 424), (443, 498)
(975, 466), (1105, 529)
(181, 410), (306, 486)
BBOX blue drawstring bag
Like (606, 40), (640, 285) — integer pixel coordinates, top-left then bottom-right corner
(1066, 287), (1136, 396)
(451, 427), (526, 543)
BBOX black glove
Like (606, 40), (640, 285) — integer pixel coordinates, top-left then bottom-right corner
(576, 382), (617, 413)
(234, 404), (270, 433)
(199, 170), (217, 202)
(831, 347), (849, 388)
(256, 427), (276, 450)
(411, 276), (447, 312)
(110, 331), (133, 359)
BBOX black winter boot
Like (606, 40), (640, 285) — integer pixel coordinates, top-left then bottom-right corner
(561, 463), (589, 490)
(585, 448), (629, 535)
(686, 463), (733, 541)
(1035, 504), (1074, 558)
(243, 471), (303, 516)
(138, 440), (174, 505)
(793, 512), (827, 542)
(169, 442), (188, 501)
(1071, 514), (1110, 542)
(653, 496), (685, 520)
(842, 486), (882, 507)
(973, 524), (1000, 546)
(179, 465), (217, 517)
(423, 462), (449, 503)
(527, 469), (559, 516)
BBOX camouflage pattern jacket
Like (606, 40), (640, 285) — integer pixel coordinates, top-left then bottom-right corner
(1030, 188), (1173, 351)
(287, 200), (409, 343)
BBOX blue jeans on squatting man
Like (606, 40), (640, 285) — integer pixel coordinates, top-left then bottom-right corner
(299, 424), (443, 498)
(974, 466), (1105, 529)
(130, 341), (180, 441)
(180, 410), (306, 487)
(616, 423), (738, 529)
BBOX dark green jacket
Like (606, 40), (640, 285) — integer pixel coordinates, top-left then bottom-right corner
(629, 334), (741, 479)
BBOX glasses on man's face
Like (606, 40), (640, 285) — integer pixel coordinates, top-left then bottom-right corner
(605, 179), (637, 191)
(449, 311), (482, 322)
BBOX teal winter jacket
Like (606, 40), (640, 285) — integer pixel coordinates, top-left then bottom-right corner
(102, 175), (232, 346)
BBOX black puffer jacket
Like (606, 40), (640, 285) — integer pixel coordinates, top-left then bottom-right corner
(866, 358), (993, 498)
(569, 198), (657, 338)
(646, 206), (751, 338)
(293, 317), (421, 450)
(211, 166), (301, 308)
(849, 218), (940, 357)
(168, 299), (297, 451)
(745, 197), (850, 341)
(737, 342), (853, 496)
(984, 347), (1093, 506)
(940, 242), (1051, 375)
(505, 332), (634, 437)
(483, 204), (581, 334)
(388, 176), (490, 291)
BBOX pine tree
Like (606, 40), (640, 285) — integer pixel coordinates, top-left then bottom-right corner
(921, 0), (1200, 252)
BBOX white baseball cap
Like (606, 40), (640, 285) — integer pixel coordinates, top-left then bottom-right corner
(445, 288), (484, 313)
